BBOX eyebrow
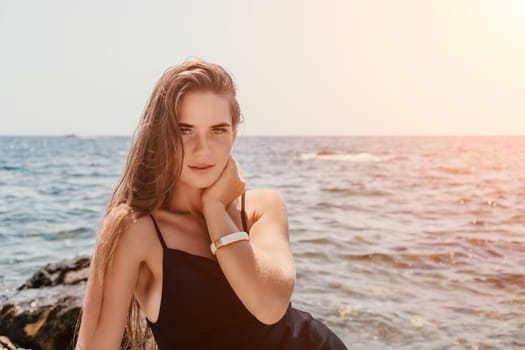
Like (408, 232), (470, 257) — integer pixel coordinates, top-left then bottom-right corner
(178, 122), (231, 128)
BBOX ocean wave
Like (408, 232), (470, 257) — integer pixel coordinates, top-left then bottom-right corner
(296, 151), (384, 162)
(436, 166), (474, 175)
(339, 248), (491, 270)
(474, 273), (525, 289)
(0, 165), (22, 171)
(320, 187), (391, 196)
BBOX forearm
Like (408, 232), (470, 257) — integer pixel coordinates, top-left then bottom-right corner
(203, 200), (292, 324)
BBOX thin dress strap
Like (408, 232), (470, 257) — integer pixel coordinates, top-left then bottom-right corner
(241, 192), (248, 233)
(150, 214), (167, 249)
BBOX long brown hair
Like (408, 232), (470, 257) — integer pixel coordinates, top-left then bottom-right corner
(89, 60), (242, 349)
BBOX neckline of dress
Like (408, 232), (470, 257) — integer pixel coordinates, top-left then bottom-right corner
(165, 246), (219, 264)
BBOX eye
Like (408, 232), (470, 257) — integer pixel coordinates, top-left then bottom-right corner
(212, 128), (227, 135)
(180, 128), (191, 135)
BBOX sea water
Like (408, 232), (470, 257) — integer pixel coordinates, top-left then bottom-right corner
(1, 135), (525, 349)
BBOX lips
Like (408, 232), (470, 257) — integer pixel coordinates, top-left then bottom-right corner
(189, 164), (214, 170)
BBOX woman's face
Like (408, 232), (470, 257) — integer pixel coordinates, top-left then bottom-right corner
(177, 90), (237, 189)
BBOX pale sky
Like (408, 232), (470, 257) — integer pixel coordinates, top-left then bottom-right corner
(1, 0), (524, 136)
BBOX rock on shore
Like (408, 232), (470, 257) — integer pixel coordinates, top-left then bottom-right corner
(0, 256), (90, 350)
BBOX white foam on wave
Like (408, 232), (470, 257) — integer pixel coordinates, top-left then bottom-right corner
(297, 152), (384, 162)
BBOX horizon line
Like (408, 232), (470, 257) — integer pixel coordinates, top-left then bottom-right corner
(1, 133), (525, 137)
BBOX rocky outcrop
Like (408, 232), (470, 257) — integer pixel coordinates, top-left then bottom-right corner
(0, 335), (29, 349)
(317, 150), (338, 156)
(0, 256), (90, 350)
(17, 257), (90, 291)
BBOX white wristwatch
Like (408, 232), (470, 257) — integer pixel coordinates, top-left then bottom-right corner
(210, 231), (249, 255)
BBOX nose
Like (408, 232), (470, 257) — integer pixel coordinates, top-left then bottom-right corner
(193, 134), (211, 156)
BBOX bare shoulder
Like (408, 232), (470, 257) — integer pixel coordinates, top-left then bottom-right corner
(99, 206), (159, 261)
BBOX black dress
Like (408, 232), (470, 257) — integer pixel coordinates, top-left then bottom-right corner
(147, 193), (348, 349)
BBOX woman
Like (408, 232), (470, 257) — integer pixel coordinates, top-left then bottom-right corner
(76, 60), (347, 349)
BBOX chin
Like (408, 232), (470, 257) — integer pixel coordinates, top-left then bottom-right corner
(180, 173), (219, 189)
(195, 180), (215, 189)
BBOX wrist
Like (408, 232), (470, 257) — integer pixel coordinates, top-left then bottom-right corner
(210, 231), (249, 255)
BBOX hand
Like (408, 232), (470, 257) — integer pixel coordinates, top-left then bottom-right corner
(202, 155), (246, 208)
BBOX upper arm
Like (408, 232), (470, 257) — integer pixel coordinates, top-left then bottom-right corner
(248, 190), (296, 291)
(77, 214), (147, 350)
